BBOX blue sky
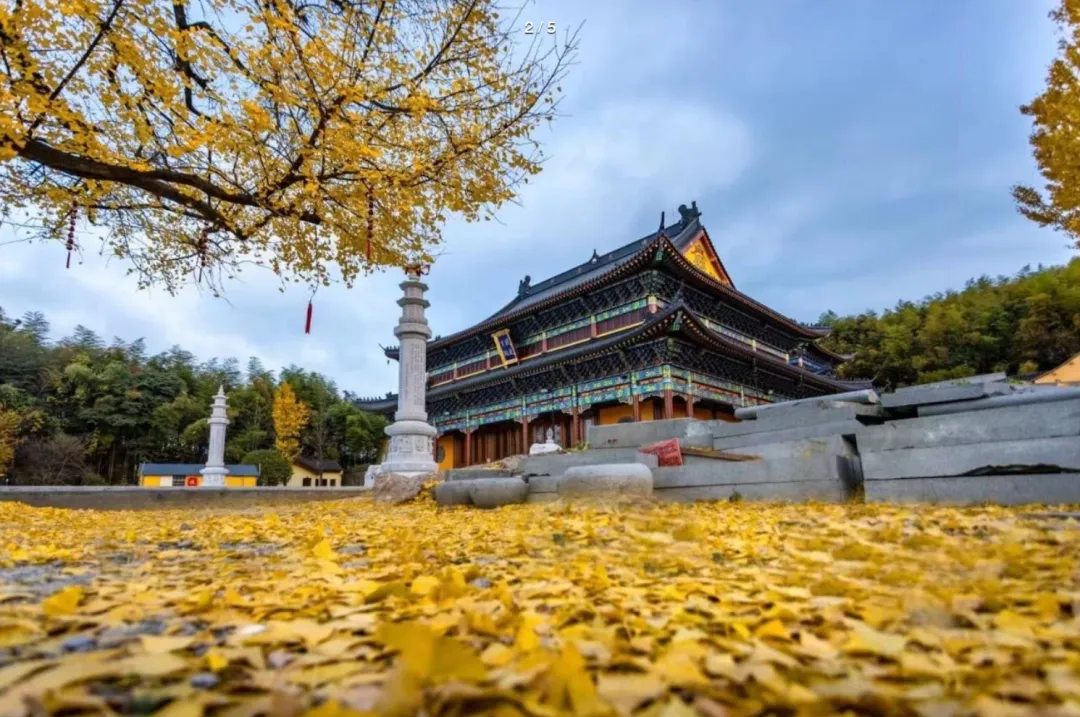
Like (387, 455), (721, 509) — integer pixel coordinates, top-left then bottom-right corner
(0, 0), (1073, 397)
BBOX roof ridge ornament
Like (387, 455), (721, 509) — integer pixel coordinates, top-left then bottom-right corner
(590, 249), (599, 264)
(677, 201), (701, 225)
(518, 275), (531, 297)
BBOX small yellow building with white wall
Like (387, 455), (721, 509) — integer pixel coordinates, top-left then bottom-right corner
(287, 457), (344, 487)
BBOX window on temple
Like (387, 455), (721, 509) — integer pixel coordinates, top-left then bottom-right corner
(330, 479), (337, 487)
(303, 477), (311, 487)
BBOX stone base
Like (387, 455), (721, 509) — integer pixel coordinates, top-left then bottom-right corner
(381, 419), (438, 475)
(199, 467), (228, 487)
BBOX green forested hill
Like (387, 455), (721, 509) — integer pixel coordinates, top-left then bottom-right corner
(820, 258), (1080, 387)
(0, 311), (385, 485)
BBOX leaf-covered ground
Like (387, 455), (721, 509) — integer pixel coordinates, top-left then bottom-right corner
(1, 495), (1079, 717)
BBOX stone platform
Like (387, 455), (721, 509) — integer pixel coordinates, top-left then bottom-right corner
(0, 487), (372, 511)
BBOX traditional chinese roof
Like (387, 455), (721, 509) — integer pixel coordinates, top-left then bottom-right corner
(385, 216), (833, 365)
(355, 303), (857, 413)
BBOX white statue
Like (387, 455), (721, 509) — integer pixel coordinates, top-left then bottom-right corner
(529, 425), (562, 456)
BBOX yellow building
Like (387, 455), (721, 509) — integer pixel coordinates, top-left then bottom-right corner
(1034, 352), (1080, 386)
(138, 463), (259, 488)
(288, 457), (344, 487)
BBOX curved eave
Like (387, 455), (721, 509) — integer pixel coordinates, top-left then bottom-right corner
(656, 236), (827, 340)
(390, 304), (854, 405)
(353, 397), (397, 413)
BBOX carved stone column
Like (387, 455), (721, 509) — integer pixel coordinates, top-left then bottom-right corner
(378, 269), (439, 476)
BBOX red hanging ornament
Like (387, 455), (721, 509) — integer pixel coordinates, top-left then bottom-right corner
(304, 298), (314, 334)
(366, 191), (374, 262)
(196, 227), (209, 282)
(64, 199), (77, 269)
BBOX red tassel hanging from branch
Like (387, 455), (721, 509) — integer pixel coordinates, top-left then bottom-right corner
(366, 192), (374, 263)
(65, 199), (77, 269)
(304, 298), (314, 334)
(196, 227), (209, 283)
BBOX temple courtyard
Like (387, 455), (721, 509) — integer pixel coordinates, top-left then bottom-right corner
(1, 496), (1078, 716)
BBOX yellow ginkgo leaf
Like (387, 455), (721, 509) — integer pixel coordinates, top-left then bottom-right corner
(410, 575), (440, 597)
(842, 622), (906, 658)
(140, 634), (195, 654)
(42, 586), (84, 617)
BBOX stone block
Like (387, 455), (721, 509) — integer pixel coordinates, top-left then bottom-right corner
(434, 481), (473, 506)
(861, 436), (1080, 481)
(586, 418), (712, 449)
(444, 468), (515, 481)
(749, 402), (883, 431)
(880, 381), (1012, 409)
(712, 420), (863, 451)
(856, 399), (1080, 453)
(557, 464), (653, 498)
(658, 479), (850, 503)
(652, 454), (850, 489)
(373, 472), (431, 504)
(526, 475), (560, 493)
(468, 478), (529, 509)
(724, 434), (857, 462)
(863, 473), (1080, 506)
(518, 449), (657, 476)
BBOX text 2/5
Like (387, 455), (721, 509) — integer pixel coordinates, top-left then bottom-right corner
(524, 21), (556, 34)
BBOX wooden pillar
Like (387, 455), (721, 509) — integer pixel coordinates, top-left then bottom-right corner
(571, 407), (580, 446)
(632, 394), (641, 422)
(464, 430), (472, 467)
(663, 388), (674, 420)
(687, 392), (696, 419)
(522, 417), (530, 453)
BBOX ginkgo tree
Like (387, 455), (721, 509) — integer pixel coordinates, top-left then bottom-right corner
(0, 0), (577, 291)
(1014, 0), (1080, 249)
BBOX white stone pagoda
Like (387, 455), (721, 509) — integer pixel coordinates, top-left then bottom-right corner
(200, 386), (229, 487)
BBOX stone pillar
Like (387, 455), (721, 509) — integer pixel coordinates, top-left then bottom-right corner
(379, 270), (439, 476)
(200, 386), (230, 487)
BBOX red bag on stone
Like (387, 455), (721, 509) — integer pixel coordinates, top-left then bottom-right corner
(639, 438), (683, 467)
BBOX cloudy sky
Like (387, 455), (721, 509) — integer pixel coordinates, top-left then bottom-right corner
(0, 0), (1074, 397)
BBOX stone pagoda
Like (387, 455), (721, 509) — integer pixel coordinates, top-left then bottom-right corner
(200, 386), (229, 487)
(378, 268), (438, 476)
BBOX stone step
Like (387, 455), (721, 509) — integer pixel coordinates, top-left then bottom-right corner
(861, 436), (1080, 481)
(863, 473), (1080, 506)
(712, 420), (863, 451)
(722, 434), (858, 462)
(517, 449), (657, 476)
(856, 399), (1080, 453)
(880, 380), (1013, 409)
(586, 418), (712, 449)
(652, 454), (852, 489)
(711, 404), (881, 437)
